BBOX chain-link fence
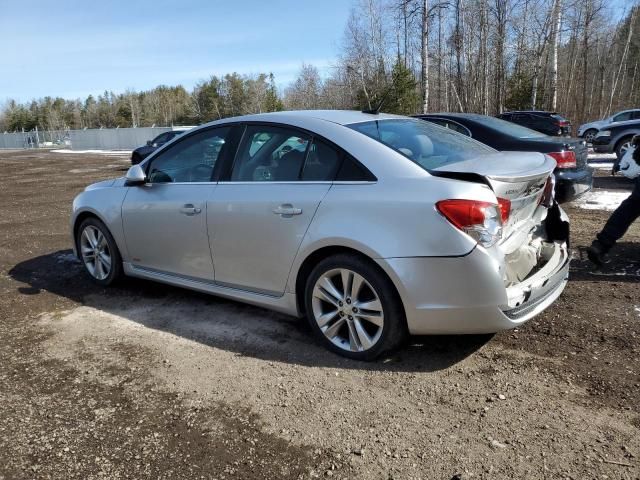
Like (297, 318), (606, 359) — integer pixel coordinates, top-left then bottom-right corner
(0, 127), (182, 150)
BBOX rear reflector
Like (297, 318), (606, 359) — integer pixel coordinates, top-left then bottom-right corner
(497, 197), (511, 223)
(548, 151), (577, 168)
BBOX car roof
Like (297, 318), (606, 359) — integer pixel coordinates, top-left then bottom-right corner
(501, 110), (556, 115)
(417, 113), (486, 121)
(200, 110), (408, 128)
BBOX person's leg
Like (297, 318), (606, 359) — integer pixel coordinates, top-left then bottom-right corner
(588, 179), (640, 265)
(597, 179), (640, 248)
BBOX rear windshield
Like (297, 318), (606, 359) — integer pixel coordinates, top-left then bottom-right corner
(348, 119), (495, 170)
(550, 114), (569, 123)
(474, 115), (547, 138)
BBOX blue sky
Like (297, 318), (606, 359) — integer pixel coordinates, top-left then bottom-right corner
(0, 0), (352, 102)
(0, 0), (633, 103)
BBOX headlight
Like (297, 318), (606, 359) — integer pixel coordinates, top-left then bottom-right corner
(596, 130), (611, 138)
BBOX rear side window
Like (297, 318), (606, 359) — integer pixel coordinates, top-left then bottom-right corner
(231, 125), (311, 181)
(348, 119), (495, 170)
(336, 155), (376, 181)
(301, 139), (341, 181)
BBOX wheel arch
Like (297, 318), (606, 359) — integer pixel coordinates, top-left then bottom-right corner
(293, 244), (406, 325)
(72, 209), (116, 258)
(614, 133), (636, 157)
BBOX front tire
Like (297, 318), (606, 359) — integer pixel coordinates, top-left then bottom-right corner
(76, 217), (123, 286)
(616, 136), (633, 159)
(583, 129), (597, 144)
(304, 254), (407, 360)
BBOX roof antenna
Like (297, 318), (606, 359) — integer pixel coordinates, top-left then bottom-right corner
(362, 84), (392, 115)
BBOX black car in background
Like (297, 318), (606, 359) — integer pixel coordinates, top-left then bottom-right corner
(414, 113), (592, 203)
(591, 119), (640, 159)
(498, 111), (572, 136)
(131, 129), (189, 165)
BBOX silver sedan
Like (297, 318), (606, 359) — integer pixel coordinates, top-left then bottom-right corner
(71, 111), (570, 360)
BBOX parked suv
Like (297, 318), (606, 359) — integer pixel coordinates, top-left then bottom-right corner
(499, 111), (571, 136)
(131, 129), (189, 165)
(591, 119), (640, 159)
(578, 109), (640, 143)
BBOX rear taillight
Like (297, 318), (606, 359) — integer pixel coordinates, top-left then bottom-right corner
(558, 121), (569, 127)
(548, 151), (576, 168)
(436, 199), (503, 248)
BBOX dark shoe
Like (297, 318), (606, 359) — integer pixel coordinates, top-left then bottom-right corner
(587, 240), (611, 266)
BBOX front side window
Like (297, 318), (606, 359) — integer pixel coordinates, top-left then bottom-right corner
(613, 112), (632, 122)
(348, 119), (495, 170)
(231, 126), (311, 181)
(147, 127), (230, 183)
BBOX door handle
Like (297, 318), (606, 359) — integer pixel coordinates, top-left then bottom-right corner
(273, 204), (302, 216)
(180, 204), (202, 216)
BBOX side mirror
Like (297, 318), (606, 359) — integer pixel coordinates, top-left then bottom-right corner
(125, 164), (147, 186)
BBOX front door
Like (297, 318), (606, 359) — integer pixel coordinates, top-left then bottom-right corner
(122, 126), (233, 281)
(208, 125), (342, 295)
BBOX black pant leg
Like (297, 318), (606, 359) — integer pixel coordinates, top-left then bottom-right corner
(597, 178), (640, 248)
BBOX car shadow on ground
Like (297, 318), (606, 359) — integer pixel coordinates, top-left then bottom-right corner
(592, 175), (635, 190)
(570, 242), (640, 283)
(9, 250), (492, 373)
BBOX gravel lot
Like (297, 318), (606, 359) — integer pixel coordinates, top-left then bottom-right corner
(0, 149), (638, 479)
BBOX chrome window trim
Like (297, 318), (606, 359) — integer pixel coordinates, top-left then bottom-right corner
(216, 181), (333, 185)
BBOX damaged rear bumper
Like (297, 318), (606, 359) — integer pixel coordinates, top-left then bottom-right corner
(376, 205), (570, 335)
(502, 241), (569, 320)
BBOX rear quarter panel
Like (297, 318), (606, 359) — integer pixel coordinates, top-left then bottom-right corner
(286, 175), (494, 293)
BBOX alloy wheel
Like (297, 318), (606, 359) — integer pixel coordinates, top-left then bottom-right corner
(619, 141), (632, 158)
(584, 130), (596, 144)
(80, 225), (112, 280)
(311, 268), (384, 352)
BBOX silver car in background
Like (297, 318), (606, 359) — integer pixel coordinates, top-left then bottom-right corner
(71, 110), (570, 360)
(578, 109), (640, 143)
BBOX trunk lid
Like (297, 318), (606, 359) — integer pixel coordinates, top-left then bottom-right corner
(432, 152), (555, 249)
(563, 138), (588, 168)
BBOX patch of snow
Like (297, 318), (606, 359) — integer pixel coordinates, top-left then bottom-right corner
(54, 252), (80, 264)
(588, 162), (615, 170)
(587, 152), (617, 160)
(587, 152), (617, 170)
(52, 149), (131, 156)
(571, 190), (629, 211)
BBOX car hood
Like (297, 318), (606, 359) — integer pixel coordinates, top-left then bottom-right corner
(84, 178), (125, 191)
(579, 119), (607, 131)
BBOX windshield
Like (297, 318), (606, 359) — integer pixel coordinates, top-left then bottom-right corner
(471, 115), (547, 139)
(348, 118), (495, 170)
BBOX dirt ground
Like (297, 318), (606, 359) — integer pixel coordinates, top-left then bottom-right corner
(0, 149), (638, 480)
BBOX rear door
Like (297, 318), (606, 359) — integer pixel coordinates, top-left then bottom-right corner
(208, 124), (342, 295)
(121, 126), (236, 280)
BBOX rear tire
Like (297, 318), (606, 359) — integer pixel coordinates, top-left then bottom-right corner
(304, 253), (407, 361)
(76, 217), (123, 286)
